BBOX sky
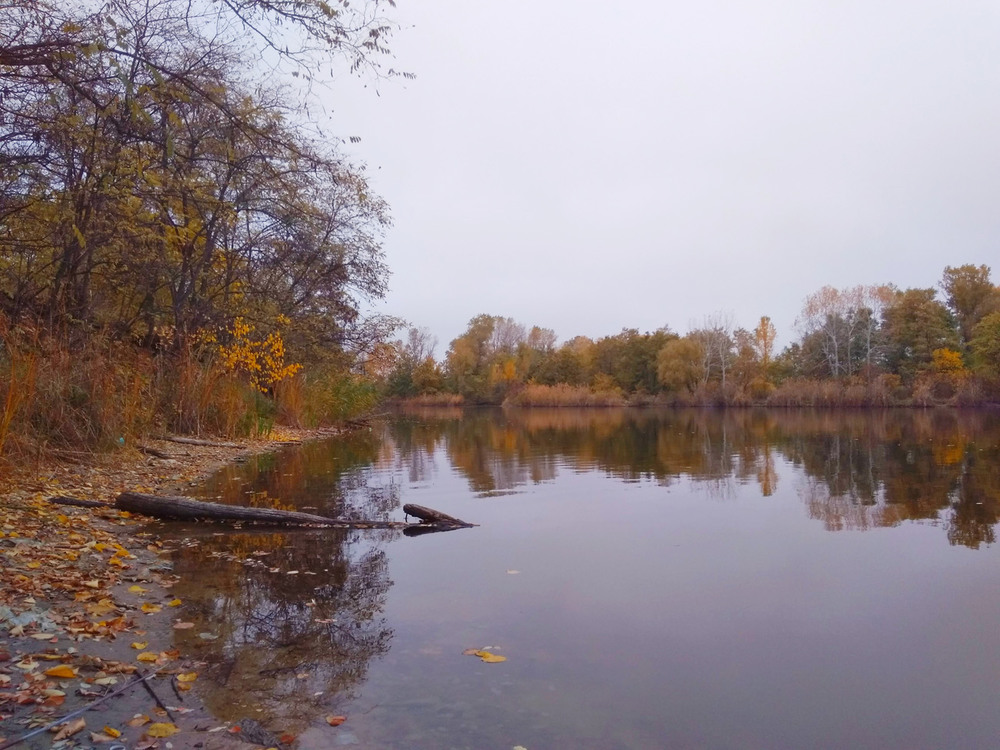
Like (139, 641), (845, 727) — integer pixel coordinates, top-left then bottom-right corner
(324, 0), (1000, 355)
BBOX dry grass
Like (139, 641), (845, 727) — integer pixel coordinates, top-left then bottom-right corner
(401, 392), (466, 407)
(503, 383), (627, 407)
(0, 319), (377, 463)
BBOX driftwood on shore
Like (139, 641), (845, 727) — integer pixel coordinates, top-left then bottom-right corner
(114, 492), (476, 532)
(160, 436), (246, 449)
(48, 495), (111, 509)
(138, 444), (175, 459)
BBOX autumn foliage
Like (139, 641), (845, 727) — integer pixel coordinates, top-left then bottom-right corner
(384, 264), (1000, 408)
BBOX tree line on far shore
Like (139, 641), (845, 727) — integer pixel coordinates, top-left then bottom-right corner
(380, 263), (1000, 407)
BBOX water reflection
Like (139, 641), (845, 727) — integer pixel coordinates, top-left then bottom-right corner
(392, 407), (1000, 548)
(167, 407), (1000, 746)
(161, 433), (403, 729)
(165, 529), (394, 725)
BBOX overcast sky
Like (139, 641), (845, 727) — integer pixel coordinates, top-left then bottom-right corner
(325, 0), (1000, 355)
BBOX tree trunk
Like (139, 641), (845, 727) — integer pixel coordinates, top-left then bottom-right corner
(115, 492), (476, 531)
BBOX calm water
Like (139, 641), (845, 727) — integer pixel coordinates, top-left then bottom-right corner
(162, 408), (1000, 749)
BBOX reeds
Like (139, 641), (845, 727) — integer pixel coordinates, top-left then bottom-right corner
(502, 383), (628, 407)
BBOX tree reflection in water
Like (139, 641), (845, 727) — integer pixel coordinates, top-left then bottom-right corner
(155, 406), (1000, 741)
(161, 436), (401, 730)
(392, 406), (1000, 548)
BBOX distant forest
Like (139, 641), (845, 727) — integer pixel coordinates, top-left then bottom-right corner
(380, 264), (1000, 407)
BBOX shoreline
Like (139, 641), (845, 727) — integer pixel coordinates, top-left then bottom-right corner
(0, 428), (333, 750)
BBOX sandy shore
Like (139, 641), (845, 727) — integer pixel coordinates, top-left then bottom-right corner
(0, 429), (328, 750)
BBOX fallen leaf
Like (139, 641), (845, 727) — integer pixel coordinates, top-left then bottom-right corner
(83, 580), (100, 589)
(131, 642), (149, 649)
(127, 715), (150, 727)
(462, 648), (480, 656)
(506, 569), (520, 575)
(167, 599), (182, 607)
(44, 665), (77, 678)
(29, 633), (58, 640)
(136, 652), (158, 663)
(145, 722), (179, 738)
(103, 726), (121, 738)
(51, 718), (86, 740)
(176, 672), (198, 683)
(471, 650), (507, 663)
(90, 732), (118, 743)
(129, 585), (149, 594)
(325, 715), (346, 727)
(140, 603), (161, 614)
(172, 622), (195, 630)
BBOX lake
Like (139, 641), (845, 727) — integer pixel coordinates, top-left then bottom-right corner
(162, 407), (1000, 749)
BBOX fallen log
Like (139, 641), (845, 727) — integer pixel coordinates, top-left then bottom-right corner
(160, 436), (246, 449)
(116, 492), (475, 531)
(403, 503), (476, 527)
(48, 495), (111, 508)
(138, 444), (175, 459)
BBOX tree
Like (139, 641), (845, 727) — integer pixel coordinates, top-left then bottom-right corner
(969, 312), (1000, 383)
(753, 316), (777, 377)
(796, 285), (893, 377)
(657, 337), (705, 393)
(881, 288), (960, 380)
(940, 264), (1000, 346)
(0, 0), (394, 366)
(385, 327), (438, 397)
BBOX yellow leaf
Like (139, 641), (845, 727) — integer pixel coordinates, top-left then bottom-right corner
(474, 651), (507, 663)
(131, 642), (148, 650)
(140, 603), (161, 614)
(145, 723), (179, 738)
(26, 561), (41, 569)
(102, 726), (121, 738)
(167, 599), (182, 607)
(129, 585), (148, 594)
(108, 556), (125, 568)
(176, 672), (198, 683)
(136, 652), (158, 663)
(44, 665), (78, 678)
